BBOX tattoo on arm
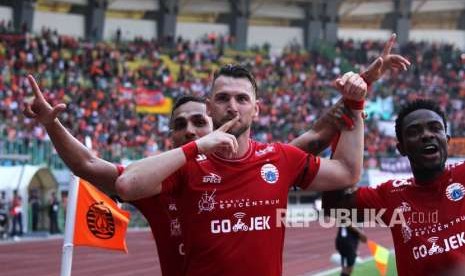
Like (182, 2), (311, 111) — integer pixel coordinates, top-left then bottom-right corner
(307, 138), (327, 155)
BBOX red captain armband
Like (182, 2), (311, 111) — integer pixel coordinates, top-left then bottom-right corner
(181, 141), (199, 160)
(343, 99), (365, 110)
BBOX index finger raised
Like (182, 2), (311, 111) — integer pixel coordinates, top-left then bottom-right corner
(382, 33), (396, 56)
(218, 116), (239, 132)
(27, 74), (45, 100)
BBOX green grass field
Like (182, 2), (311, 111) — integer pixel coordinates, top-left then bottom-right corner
(328, 253), (397, 276)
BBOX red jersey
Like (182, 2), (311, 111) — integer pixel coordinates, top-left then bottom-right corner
(163, 140), (320, 276)
(117, 166), (184, 276)
(356, 161), (465, 276)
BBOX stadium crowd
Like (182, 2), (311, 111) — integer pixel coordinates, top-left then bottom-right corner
(0, 28), (464, 167)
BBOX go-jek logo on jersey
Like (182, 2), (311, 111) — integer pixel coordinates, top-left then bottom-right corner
(413, 232), (465, 260)
(210, 212), (271, 234)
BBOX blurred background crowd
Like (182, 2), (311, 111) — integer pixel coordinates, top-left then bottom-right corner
(1, 29), (464, 171)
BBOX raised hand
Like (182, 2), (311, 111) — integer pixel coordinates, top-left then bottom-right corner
(195, 116), (239, 155)
(361, 33), (411, 84)
(23, 75), (66, 127)
(334, 72), (368, 102)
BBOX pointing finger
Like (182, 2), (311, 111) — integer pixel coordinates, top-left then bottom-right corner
(218, 116), (239, 132)
(27, 74), (45, 101)
(382, 33), (396, 56)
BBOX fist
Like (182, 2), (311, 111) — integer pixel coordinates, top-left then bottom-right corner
(334, 72), (368, 101)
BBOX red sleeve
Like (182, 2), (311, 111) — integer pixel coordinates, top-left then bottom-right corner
(115, 163), (184, 196)
(279, 143), (320, 190)
(355, 182), (389, 210)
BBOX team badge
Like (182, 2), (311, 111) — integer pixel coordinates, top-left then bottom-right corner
(446, 183), (465, 202)
(86, 202), (115, 239)
(260, 163), (279, 184)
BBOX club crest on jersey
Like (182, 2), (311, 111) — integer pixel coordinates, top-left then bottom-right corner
(260, 163), (279, 184)
(446, 183), (465, 202)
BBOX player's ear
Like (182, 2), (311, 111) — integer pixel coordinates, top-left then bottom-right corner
(396, 142), (406, 156)
(253, 99), (259, 118)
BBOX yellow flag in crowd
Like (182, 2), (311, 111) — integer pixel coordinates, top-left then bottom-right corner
(367, 240), (390, 276)
(73, 179), (130, 252)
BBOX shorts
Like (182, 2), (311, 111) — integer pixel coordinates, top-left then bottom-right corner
(336, 239), (358, 267)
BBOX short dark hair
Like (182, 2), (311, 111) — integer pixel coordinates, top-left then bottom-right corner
(172, 95), (205, 113)
(212, 64), (258, 96)
(170, 95), (205, 122)
(395, 99), (447, 144)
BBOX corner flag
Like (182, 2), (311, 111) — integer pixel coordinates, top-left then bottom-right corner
(367, 240), (390, 276)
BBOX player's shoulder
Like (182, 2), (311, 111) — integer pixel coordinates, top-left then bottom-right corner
(362, 177), (414, 193)
(252, 140), (279, 157)
(252, 141), (304, 157)
(449, 160), (465, 174)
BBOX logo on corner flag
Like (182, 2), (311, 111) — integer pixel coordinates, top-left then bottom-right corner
(86, 202), (115, 239)
(74, 178), (130, 252)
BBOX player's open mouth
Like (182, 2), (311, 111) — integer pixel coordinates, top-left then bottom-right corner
(421, 144), (439, 157)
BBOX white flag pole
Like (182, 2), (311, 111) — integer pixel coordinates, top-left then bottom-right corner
(60, 176), (80, 276)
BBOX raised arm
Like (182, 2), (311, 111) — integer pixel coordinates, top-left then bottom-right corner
(115, 117), (239, 201)
(290, 98), (353, 155)
(321, 34), (410, 209)
(308, 72), (366, 191)
(23, 75), (119, 194)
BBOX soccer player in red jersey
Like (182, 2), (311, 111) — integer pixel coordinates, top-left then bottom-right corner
(115, 65), (369, 276)
(23, 86), (350, 276)
(23, 90), (212, 276)
(323, 99), (465, 276)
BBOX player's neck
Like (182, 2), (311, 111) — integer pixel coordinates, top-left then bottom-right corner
(412, 167), (446, 185)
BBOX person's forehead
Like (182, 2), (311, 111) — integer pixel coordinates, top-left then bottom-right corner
(212, 76), (254, 96)
(172, 101), (207, 119)
(403, 109), (443, 129)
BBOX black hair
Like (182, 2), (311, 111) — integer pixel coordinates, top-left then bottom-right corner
(395, 99), (447, 144)
(170, 95), (206, 126)
(171, 95), (205, 114)
(212, 64), (258, 96)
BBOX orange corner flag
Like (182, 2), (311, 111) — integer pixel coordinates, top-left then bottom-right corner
(73, 179), (130, 252)
(367, 240), (390, 276)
